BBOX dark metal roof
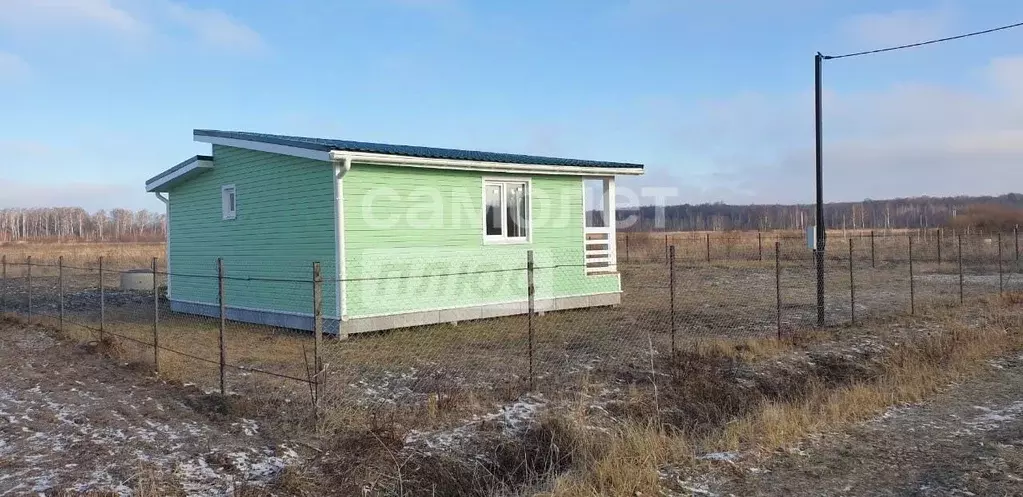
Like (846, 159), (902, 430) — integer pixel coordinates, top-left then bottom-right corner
(146, 155), (213, 185)
(194, 129), (644, 170)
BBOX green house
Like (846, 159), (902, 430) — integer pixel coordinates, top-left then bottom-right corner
(145, 130), (644, 334)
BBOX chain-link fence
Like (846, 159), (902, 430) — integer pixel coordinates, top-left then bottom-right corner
(0, 230), (1018, 421)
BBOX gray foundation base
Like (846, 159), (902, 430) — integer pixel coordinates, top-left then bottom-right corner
(170, 300), (341, 335)
(170, 292), (619, 335)
(344, 292), (621, 334)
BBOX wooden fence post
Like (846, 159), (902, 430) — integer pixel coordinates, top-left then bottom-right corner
(958, 234), (964, 305)
(669, 246), (676, 356)
(218, 258), (227, 396)
(98, 256), (105, 342)
(26, 256), (32, 325)
(624, 234), (630, 264)
(1, 255), (6, 315)
(870, 231), (876, 268)
(998, 232), (1004, 295)
(758, 231), (763, 261)
(527, 250), (535, 391)
(152, 257), (159, 373)
(775, 242), (782, 340)
(312, 262), (323, 415)
(705, 233), (711, 263)
(909, 236), (915, 315)
(1015, 226), (1019, 262)
(849, 238), (855, 325)
(58, 256), (64, 332)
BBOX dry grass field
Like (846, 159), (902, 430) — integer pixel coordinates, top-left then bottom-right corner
(2, 236), (1022, 495)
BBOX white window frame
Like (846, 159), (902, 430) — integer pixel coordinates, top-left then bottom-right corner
(221, 184), (237, 220)
(482, 177), (532, 244)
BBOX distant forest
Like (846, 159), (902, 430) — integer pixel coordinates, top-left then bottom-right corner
(615, 193), (1023, 232)
(0, 208), (165, 242)
(2, 193), (1022, 242)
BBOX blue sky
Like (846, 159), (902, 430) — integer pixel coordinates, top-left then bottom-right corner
(2, 0), (1023, 211)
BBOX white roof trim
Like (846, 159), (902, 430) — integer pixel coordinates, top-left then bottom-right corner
(193, 135), (644, 176)
(195, 135), (332, 162)
(330, 151), (645, 176)
(145, 157), (214, 192)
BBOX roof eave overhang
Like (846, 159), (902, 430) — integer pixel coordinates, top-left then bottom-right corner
(145, 156), (214, 192)
(194, 133), (644, 176)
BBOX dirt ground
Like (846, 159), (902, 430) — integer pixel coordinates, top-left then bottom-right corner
(0, 320), (304, 496)
(696, 353), (1023, 496)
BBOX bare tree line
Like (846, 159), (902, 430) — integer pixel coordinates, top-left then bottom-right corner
(0, 208), (165, 242)
(618, 193), (1023, 232)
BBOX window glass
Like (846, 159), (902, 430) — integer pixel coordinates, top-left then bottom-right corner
(485, 183), (503, 236)
(505, 182), (528, 238)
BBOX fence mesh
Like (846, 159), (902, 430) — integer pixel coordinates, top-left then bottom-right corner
(0, 230), (1019, 421)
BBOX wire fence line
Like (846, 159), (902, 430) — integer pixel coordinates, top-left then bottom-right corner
(0, 230), (1019, 421)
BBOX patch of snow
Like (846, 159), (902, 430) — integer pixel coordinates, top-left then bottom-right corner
(698, 452), (740, 462)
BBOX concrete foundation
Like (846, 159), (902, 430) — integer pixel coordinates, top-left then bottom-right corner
(169, 292), (620, 336)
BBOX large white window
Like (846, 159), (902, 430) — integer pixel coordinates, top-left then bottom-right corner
(484, 179), (529, 242)
(221, 184), (236, 220)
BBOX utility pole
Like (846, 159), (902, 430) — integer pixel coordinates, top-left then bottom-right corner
(814, 52), (826, 327)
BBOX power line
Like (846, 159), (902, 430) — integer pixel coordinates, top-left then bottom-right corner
(823, 20), (1023, 60)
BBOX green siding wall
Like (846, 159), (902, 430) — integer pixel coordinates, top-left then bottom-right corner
(342, 165), (619, 318)
(168, 145), (339, 318)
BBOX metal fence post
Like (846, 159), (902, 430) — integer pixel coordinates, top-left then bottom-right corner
(664, 234), (669, 264)
(669, 245), (676, 356)
(775, 241), (782, 340)
(870, 230), (875, 268)
(58, 256), (64, 332)
(26, 256), (32, 325)
(998, 232), (1004, 295)
(758, 231), (763, 261)
(526, 250), (535, 391)
(624, 234), (630, 264)
(958, 234), (964, 305)
(936, 228), (942, 265)
(705, 233), (711, 263)
(98, 256), (105, 342)
(312, 262), (323, 414)
(218, 258), (227, 396)
(849, 238), (855, 325)
(909, 235), (915, 316)
(152, 257), (159, 372)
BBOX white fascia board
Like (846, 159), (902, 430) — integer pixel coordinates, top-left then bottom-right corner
(327, 151), (644, 176)
(196, 135), (333, 162)
(145, 158), (214, 192)
(193, 135), (644, 176)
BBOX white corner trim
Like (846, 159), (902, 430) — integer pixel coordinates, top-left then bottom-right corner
(197, 135), (332, 162)
(333, 160), (349, 323)
(145, 158), (213, 192)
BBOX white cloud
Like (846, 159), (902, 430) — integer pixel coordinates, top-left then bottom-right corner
(0, 0), (263, 52)
(163, 1), (263, 52)
(0, 180), (156, 211)
(665, 55), (1023, 203)
(842, 6), (953, 48)
(0, 52), (31, 83)
(0, 0), (146, 34)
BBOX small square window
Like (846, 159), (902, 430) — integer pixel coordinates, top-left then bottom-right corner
(221, 185), (236, 220)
